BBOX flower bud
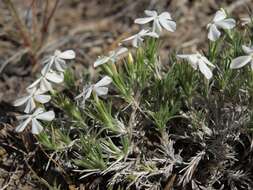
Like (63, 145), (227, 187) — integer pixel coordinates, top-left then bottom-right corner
(128, 52), (134, 65)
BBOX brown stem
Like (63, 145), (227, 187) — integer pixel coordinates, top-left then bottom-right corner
(3, 0), (32, 47)
(38, 0), (60, 50)
(3, 0), (38, 65)
(31, 0), (39, 42)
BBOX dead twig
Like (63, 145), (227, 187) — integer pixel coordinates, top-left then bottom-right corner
(0, 48), (29, 74)
(38, 0), (60, 50)
(3, 0), (38, 65)
(3, 0), (32, 48)
(0, 164), (20, 190)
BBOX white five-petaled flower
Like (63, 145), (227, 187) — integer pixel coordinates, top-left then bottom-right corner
(94, 47), (128, 68)
(15, 108), (55, 134)
(122, 29), (159, 48)
(28, 70), (64, 93)
(177, 53), (215, 80)
(75, 76), (112, 103)
(14, 88), (51, 113)
(42, 50), (76, 75)
(134, 10), (176, 34)
(230, 45), (253, 69)
(207, 8), (236, 41)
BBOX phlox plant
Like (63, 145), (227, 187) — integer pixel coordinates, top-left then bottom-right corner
(12, 8), (253, 190)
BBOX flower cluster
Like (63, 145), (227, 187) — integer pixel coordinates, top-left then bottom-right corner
(177, 8), (236, 79)
(124, 10), (176, 48)
(14, 8), (250, 135)
(177, 53), (215, 80)
(75, 76), (112, 104)
(76, 10), (177, 102)
(207, 8), (235, 41)
(14, 50), (76, 134)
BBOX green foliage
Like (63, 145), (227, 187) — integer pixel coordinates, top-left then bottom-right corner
(37, 127), (73, 151)
(74, 136), (108, 171)
(36, 23), (253, 190)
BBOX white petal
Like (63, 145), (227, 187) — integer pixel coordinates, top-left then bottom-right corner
(54, 50), (61, 56)
(28, 77), (42, 89)
(40, 78), (53, 92)
(32, 118), (44, 134)
(14, 96), (30, 107)
(153, 19), (162, 33)
(27, 87), (37, 94)
(177, 54), (198, 69)
(216, 18), (236, 29)
(159, 12), (172, 20)
(145, 32), (159, 38)
(34, 94), (51, 104)
(198, 61), (213, 80)
(36, 110), (55, 121)
(15, 117), (32, 132)
(208, 24), (221, 41)
(213, 9), (226, 22)
(159, 18), (176, 32)
(75, 86), (93, 101)
(41, 58), (54, 75)
(242, 45), (253, 54)
(83, 86), (93, 100)
(122, 35), (136, 42)
(46, 71), (64, 83)
(41, 63), (50, 75)
(122, 35), (140, 48)
(230, 56), (252, 69)
(188, 57), (199, 70)
(132, 37), (139, 48)
(74, 92), (82, 100)
(177, 54), (192, 59)
(94, 86), (109, 96)
(201, 56), (215, 68)
(144, 10), (157, 17)
(135, 17), (154, 24)
(177, 54), (197, 70)
(115, 47), (128, 56)
(139, 29), (149, 35)
(24, 99), (36, 113)
(55, 58), (66, 72)
(58, 50), (76, 59)
(84, 87), (93, 100)
(33, 107), (44, 115)
(94, 56), (110, 67)
(95, 76), (112, 87)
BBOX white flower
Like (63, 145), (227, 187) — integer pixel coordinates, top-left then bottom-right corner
(241, 17), (252, 26)
(177, 53), (215, 80)
(15, 108), (55, 134)
(28, 70), (64, 93)
(207, 8), (236, 41)
(75, 76), (112, 102)
(230, 45), (253, 69)
(14, 88), (51, 113)
(42, 50), (75, 75)
(122, 29), (159, 48)
(94, 47), (128, 68)
(134, 10), (176, 34)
